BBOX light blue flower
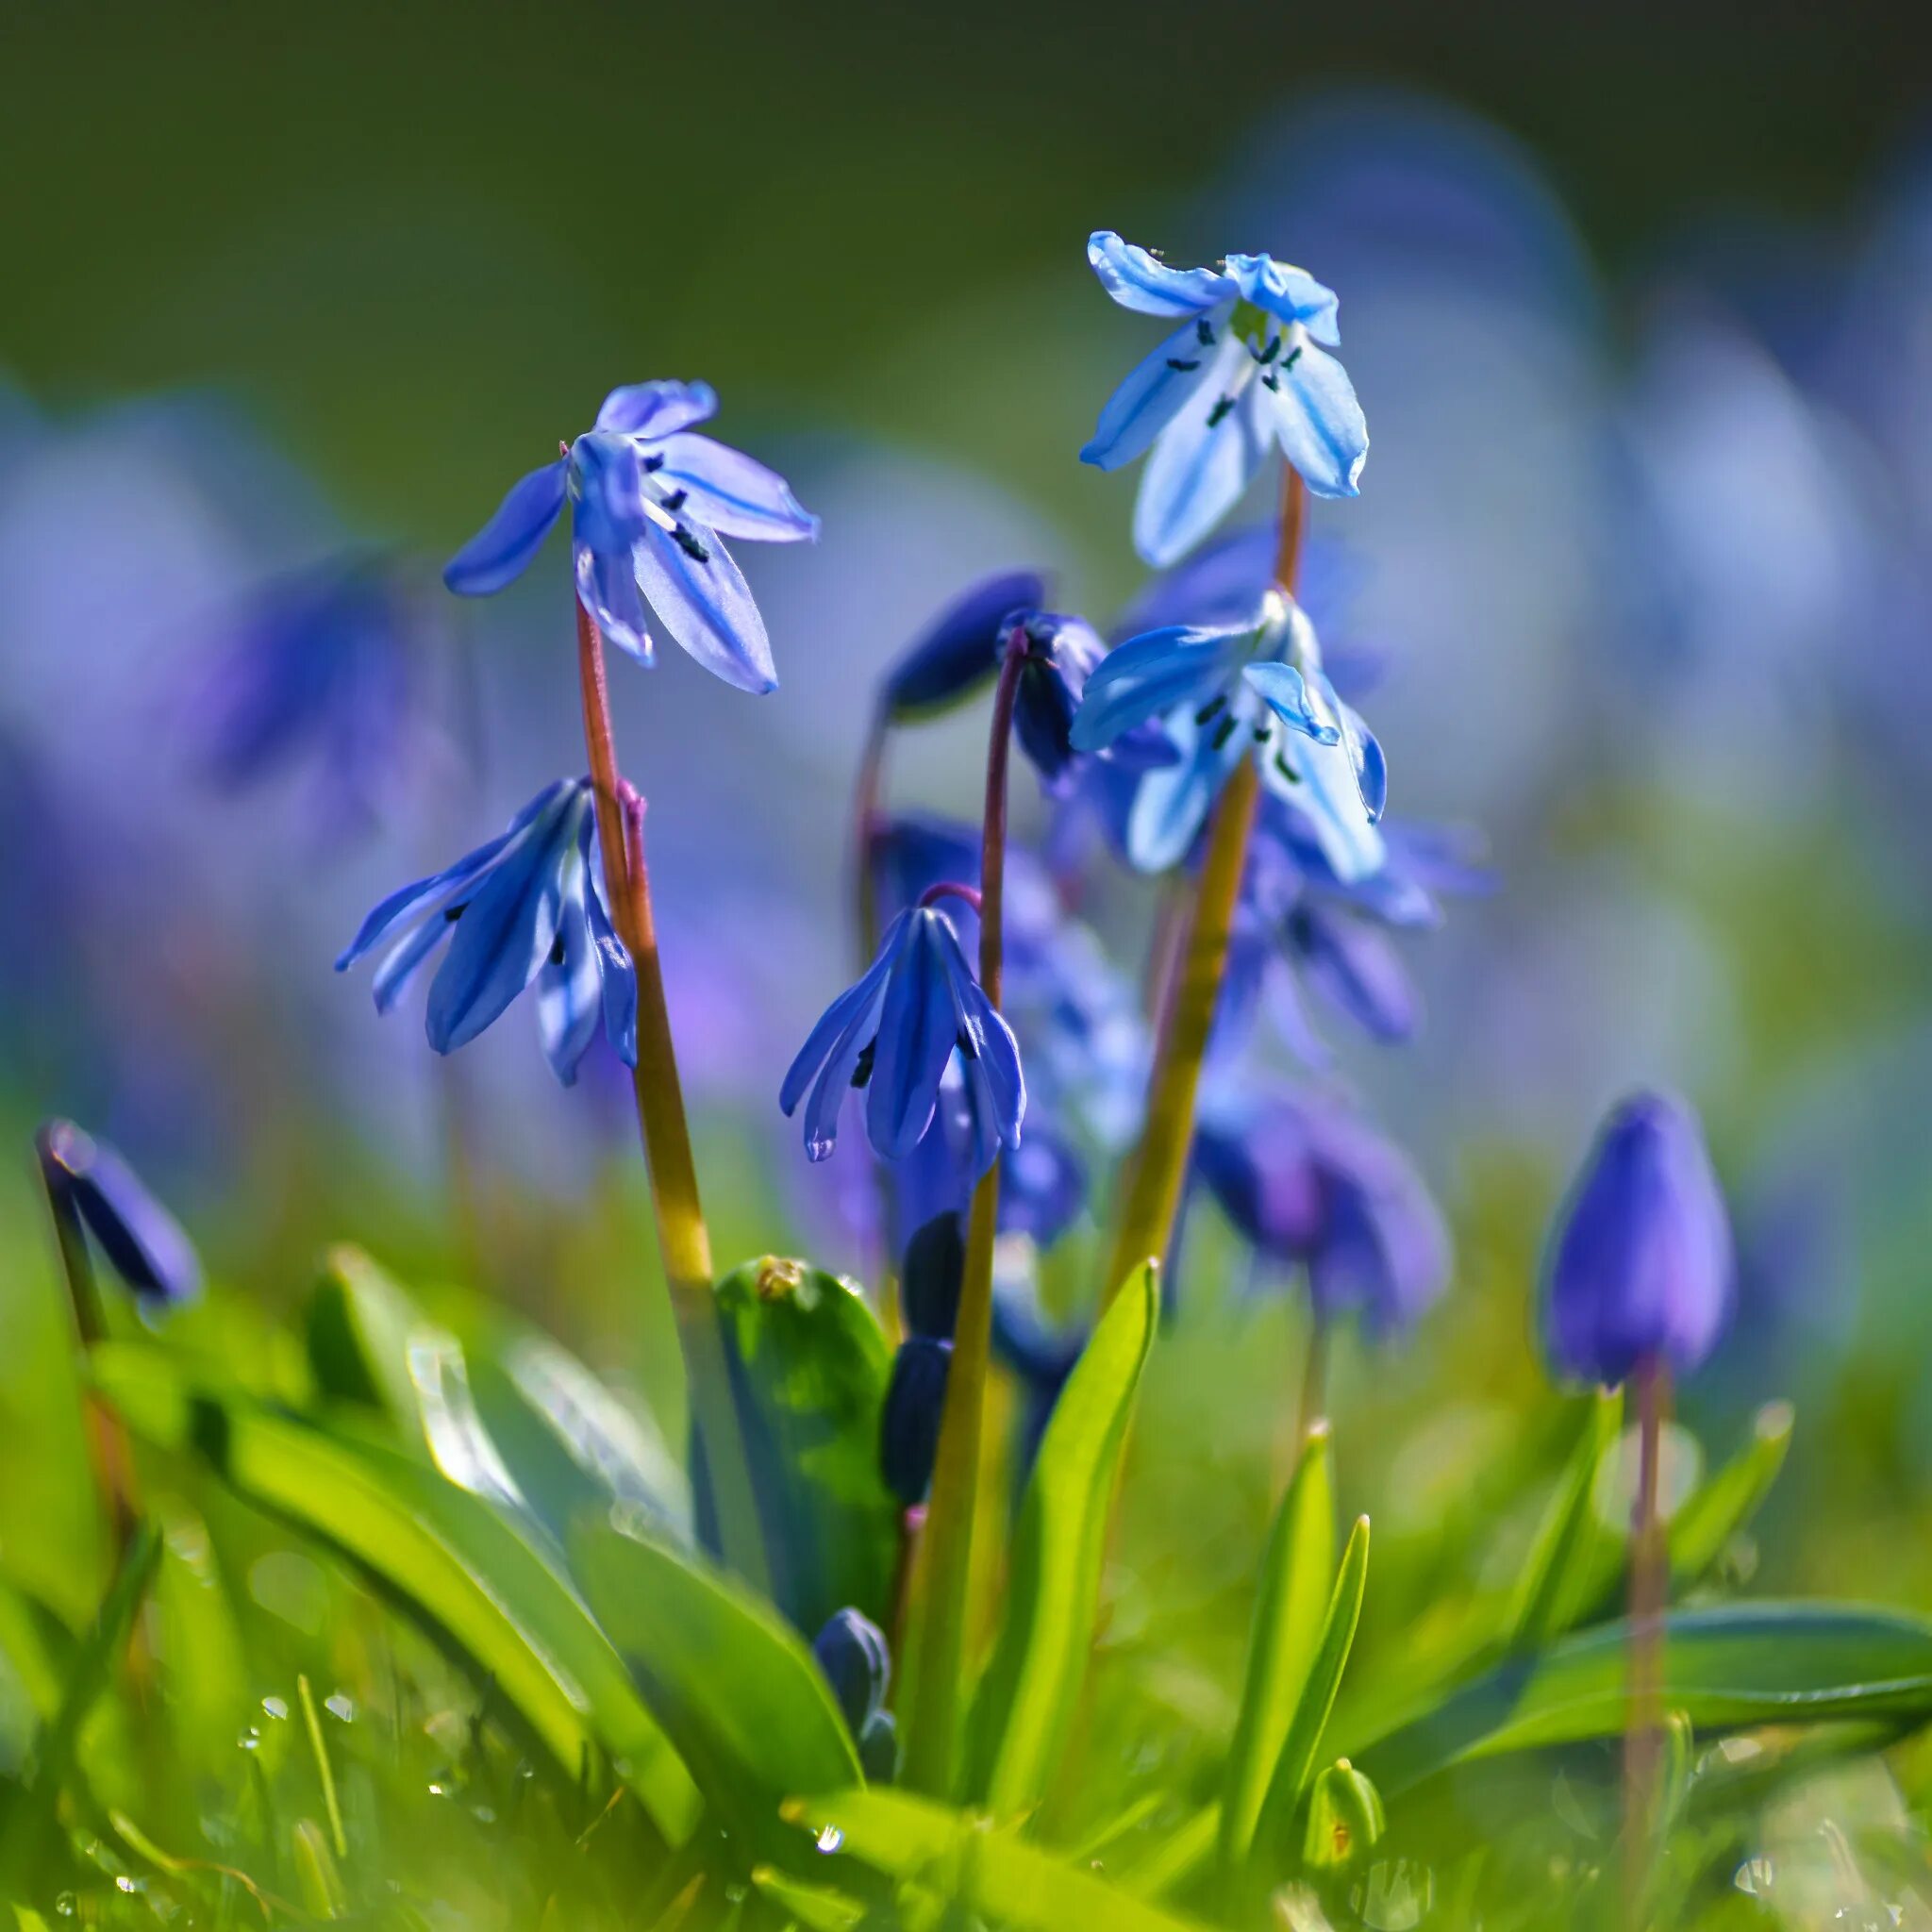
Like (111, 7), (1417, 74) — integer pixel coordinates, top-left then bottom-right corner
(1080, 233), (1369, 566)
(780, 905), (1024, 1171)
(336, 778), (638, 1085)
(1072, 589), (1386, 877)
(443, 380), (816, 693)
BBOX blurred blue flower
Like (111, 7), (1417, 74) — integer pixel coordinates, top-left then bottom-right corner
(336, 777), (638, 1085)
(880, 1335), (951, 1506)
(781, 904), (1024, 1170)
(1193, 1091), (1448, 1335)
(1080, 231), (1369, 566)
(37, 1119), (201, 1307)
(879, 569), (1048, 722)
(1542, 1091), (1734, 1387)
(1073, 590), (1386, 875)
(443, 380), (815, 693)
(812, 1607), (891, 1739)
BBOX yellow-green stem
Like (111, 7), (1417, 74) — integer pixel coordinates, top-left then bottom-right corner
(1624, 1354), (1670, 1923)
(574, 594), (768, 1595)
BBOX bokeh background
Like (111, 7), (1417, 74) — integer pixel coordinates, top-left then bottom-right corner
(6, 2), (1932, 1657)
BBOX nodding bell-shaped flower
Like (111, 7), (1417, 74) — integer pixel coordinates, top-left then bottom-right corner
(878, 569), (1049, 723)
(1080, 232), (1369, 567)
(336, 778), (638, 1086)
(779, 904), (1024, 1174)
(1072, 589), (1386, 878)
(1001, 608), (1175, 797)
(443, 380), (816, 694)
(1542, 1091), (1735, 1388)
(37, 1120), (202, 1307)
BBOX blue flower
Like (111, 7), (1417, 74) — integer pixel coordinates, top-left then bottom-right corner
(1193, 1091), (1448, 1336)
(1001, 608), (1175, 797)
(37, 1119), (202, 1307)
(1080, 232), (1369, 566)
(880, 569), (1048, 722)
(443, 381), (816, 693)
(780, 905), (1024, 1170)
(812, 1607), (892, 1739)
(336, 778), (638, 1085)
(880, 1335), (951, 1506)
(1072, 589), (1386, 877)
(1542, 1091), (1734, 1387)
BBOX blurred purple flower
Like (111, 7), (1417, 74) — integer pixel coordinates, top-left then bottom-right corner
(878, 569), (1048, 722)
(37, 1118), (201, 1307)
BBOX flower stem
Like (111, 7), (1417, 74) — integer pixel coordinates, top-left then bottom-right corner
(1099, 471), (1306, 1308)
(900, 633), (1024, 1797)
(1624, 1354), (1670, 1920)
(573, 594), (768, 1596)
(853, 707), (890, 968)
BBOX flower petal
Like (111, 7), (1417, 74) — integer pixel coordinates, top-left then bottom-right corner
(596, 380), (719, 439)
(1264, 727), (1385, 884)
(1133, 338), (1272, 567)
(1224, 254), (1342, 345)
(443, 458), (568, 596)
(1125, 705), (1249, 873)
(575, 539), (655, 664)
(533, 837), (606, 1085)
(653, 433), (818, 543)
(1071, 623), (1250, 751)
(1242, 661), (1342, 745)
(632, 524), (776, 694)
(882, 570), (1047, 722)
(371, 916), (450, 1014)
(1087, 232), (1231, 317)
(934, 915), (1024, 1157)
(1263, 342), (1369, 500)
(867, 910), (959, 1160)
(586, 852), (639, 1068)
(1288, 903), (1418, 1042)
(1081, 311), (1227, 471)
(1343, 705), (1388, 821)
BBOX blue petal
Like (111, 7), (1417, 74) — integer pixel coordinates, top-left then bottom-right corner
(1134, 339), (1272, 567)
(1125, 706), (1249, 873)
(1263, 727), (1385, 883)
(882, 569), (1047, 721)
(372, 915), (450, 1014)
(40, 1122), (202, 1307)
(570, 433), (652, 553)
(586, 851), (639, 1069)
(1224, 254), (1342, 346)
(1242, 661), (1342, 745)
(425, 788), (588, 1054)
(1087, 232), (1231, 317)
(1262, 342), (1368, 500)
(632, 523), (776, 694)
(1343, 705), (1388, 821)
(934, 916), (1024, 1155)
(596, 380), (719, 439)
(867, 910), (959, 1159)
(1288, 903), (1419, 1042)
(575, 539), (655, 664)
(784, 919), (905, 1159)
(534, 834), (606, 1085)
(444, 458), (568, 596)
(1081, 311), (1227, 471)
(655, 433), (818, 543)
(780, 917), (906, 1117)
(1070, 623), (1249, 752)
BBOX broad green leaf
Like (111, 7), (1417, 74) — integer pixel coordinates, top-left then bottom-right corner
(1252, 1514), (1371, 1877)
(965, 1261), (1158, 1820)
(305, 1244), (430, 1425)
(1218, 1420), (1334, 1876)
(698, 1257), (897, 1637)
(1507, 1388), (1622, 1651)
(91, 1341), (703, 1846)
(1353, 1600), (1932, 1794)
(780, 1788), (1213, 1932)
(570, 1515), (861, 1861)
(1670, 1400), (1792, 1591)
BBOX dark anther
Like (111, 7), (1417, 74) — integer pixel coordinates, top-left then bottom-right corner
(443, 902), (467, 923)
(1194, 693), (1227, 725)
(851, 1041), (876, 1089)
(549, 934), (567, 966)
(1210, 714), (1239, 751)
(661, 488), (689, 511)
(1165, 357), (1202, 373)
(1261, 373), (1281, 393)
(1195, 317), (1215, 346)
(1274, 752), (1302, 785)
(1258, 334), (1282, 365)
(1253, 723), (1270, 742)
(1283, 345), (1304, 370)
(641, 452), (665, 472)
(673, 526), (711, 564)
(955, 1026), (980, 1061)
(1207, 396), (1237, 428)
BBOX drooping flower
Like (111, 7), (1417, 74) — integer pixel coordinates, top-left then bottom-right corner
(879, 569), (1049, 722)
(780, 905), (1024, 1172)
(880, 1335), (951, 1506)
(443, 381), (816, 693)
(37, 1119), (202, 1307)
(812, 1607), (892, 1740)
(999, 608), (1175, 796)
(1542, 1091), (1734, 1387)
(1072, 588), (1386, 876)
(336, 778), (637, 1085)
(1192, 1091), (1449, 1336)
(1080, 232), (1369, 567)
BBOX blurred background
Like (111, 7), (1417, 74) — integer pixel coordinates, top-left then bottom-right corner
(5, 2), (1932, 1646)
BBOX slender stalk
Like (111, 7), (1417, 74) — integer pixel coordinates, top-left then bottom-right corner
(900, 636), (1024, 1797)
(1624, 1354), (1670, 1922)
(1100, 471), (1307, 1308)
(853, 707), (890, 969)
(572, 593), (768, 1595)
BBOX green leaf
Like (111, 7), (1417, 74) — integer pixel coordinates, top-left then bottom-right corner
(964, 1261), (1158, 1820)
(1252, 1514), (1371, 1877)
(780, 1788), (1214, 1932)
(91, 1341), (703, 1847)
(1353, 1600), (1932, 1794)
(749, 1865), (868, 1930)
(1669, 1400), (1793, 1591)
(305, 1244), (431, 1425)
(1218, 1420), (1334, 1876)
(699, 1257), (897, 1637)
(570, 1514), (861, 1861)
(1507, 1388), (1623, 1652)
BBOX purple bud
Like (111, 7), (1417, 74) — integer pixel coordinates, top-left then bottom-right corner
(880, 1336), (951, 1506)
(880, 571), (1048, 722)
(1542, 1091), (1734, 1387)
(811, 1607), (891, 1737)
(36, 1120), (201, 1307)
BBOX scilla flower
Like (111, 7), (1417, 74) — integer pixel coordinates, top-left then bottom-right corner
(780, 902), (1024, 1173)
(1000, 608), (1174, 796)
(444, 380), (816, 693)
(1542, 1091), (1734, 1387)
(337, 778), (637, 1085)
(1072, 589), (1386, 876)
(880, 569), (1048, 723)
(1080, 232), (1368, 566)
(37, 1120), (201, 1307)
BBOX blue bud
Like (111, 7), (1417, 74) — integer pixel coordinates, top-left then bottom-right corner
(879, 571), (1048, 722)
(1542, 1091), (1735, 1388)
(880, 1336), (951, 1507)
(37, 1120), (201, 1307)
(899, 1211), (964, 1340)
(811, 1607), (891, 1738)
(858, 1708), (899, 1784)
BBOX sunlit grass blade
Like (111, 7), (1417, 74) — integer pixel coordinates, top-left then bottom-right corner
(749, 1863), (869, 1929)
(963, 1260), (1158, 1821)
(779, 1787), (1214, 1932)
(91, 1341), (703, 1847)
(1507, 1386), (1622, 1651)
(1218, 1420), (1335, 1878)
(305, 1244), (432, 1425)
(1353, 1600), (1932, 1794)
(1669, 1400), (1793, 1591)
